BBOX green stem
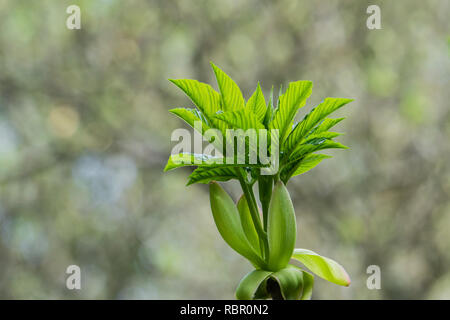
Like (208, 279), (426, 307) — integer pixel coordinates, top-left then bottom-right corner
(258, 176), (273, 231)
(262, 205), (268, 231)
(275, 171), (281, 183)
(235, 168), (269, 261)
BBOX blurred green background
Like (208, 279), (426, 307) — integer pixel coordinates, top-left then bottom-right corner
(0, 0), (449, 299)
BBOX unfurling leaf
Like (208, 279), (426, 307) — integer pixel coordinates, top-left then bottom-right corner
(215, 109), (265, 130)
(303, 131), (342, 144)
(165, 153), (267, 173)
(285, 98), (352, 154)
(313, 117), (345, 134)
(211, 62), (245, 111)
(169, 79), (221, 116)
(164, 153), (224, 172)
(169, 108), (211, 132)
(188, 167), (237, 185)
(269, 81), (313, 143)
(289, 140), (348, 164)
(290, 154), (332, 177)
(262, 86), (274, 128)
(246, 82), (267, 123)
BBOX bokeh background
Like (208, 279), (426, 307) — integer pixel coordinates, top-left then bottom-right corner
(0, 0), (449, 299)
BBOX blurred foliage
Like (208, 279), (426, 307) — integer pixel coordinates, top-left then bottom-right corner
(0, 0), (449, 299)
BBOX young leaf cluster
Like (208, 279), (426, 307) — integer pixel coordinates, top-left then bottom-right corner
(165, 62), (352, 185)
(165, 63), (352, 300)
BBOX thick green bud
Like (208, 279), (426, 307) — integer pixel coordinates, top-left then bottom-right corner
(267, 181), (297, 271)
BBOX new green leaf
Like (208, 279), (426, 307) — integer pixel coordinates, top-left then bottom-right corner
(292, 248), (351, 286)
(211, 62), (245, 111)
(269, 81), (313, 143)
(169, 108), (211, 133)
(166, 153), (267, 173)
(291, 154), (332, 177)
(215, 109), (265, 130)
(303, 131), (342, 144)
(262, 86), (274, 128)
(187, 167), (237, 185)
(289, 140), (348, 164)
(313, 117), (345, 134)
(169, 79), (221, 116)
(285, 98), (352, 154)
(246, 82), (267, 123)
(164, 153), (224, 172)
